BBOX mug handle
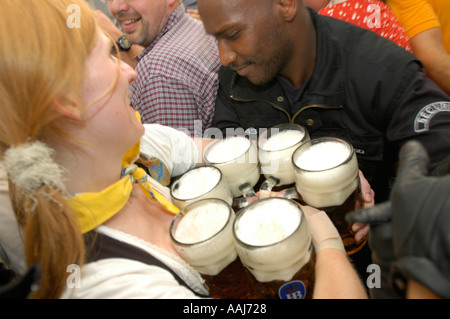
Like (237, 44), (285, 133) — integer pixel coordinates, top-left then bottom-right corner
(258, 176), (280, 199)
(239, 182), (257, 198)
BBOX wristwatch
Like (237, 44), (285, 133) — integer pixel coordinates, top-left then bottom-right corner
(116, 35), (131, 51)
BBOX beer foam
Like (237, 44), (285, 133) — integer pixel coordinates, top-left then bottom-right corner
(294, 140), (350, 171)
(173, 167), (220, 199)
(261, 130), (305, 151)
(206, 137), (250, 163)
(173, 202), (229, 244)
(235, 200), (300, 246)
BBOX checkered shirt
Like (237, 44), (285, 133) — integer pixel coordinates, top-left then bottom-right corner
(131, 5), (220, 137)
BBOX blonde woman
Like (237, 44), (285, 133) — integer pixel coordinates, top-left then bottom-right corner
(0, 0), (368, 299)
(0, 0), (208, 299)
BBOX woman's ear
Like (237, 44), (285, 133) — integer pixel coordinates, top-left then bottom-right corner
(52, 96), (84, 121)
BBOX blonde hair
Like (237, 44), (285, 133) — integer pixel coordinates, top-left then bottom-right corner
(0, 0), (98, 298)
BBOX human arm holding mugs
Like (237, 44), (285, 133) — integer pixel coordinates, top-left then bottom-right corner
(138, 125), (368, 298)
(140, 124), (199, 178)
(138, 124), (216, 201)
(301, 205), (368, 299)
(139, 124), (215, 178)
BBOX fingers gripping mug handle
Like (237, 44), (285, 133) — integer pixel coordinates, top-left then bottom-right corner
(259, 176), (280, 199)
(239, 182), (257, 198)
(233, 182), (258, 210)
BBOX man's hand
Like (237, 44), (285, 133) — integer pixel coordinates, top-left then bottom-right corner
(301, 205), (346, 253)
(348, 170), (375, 242)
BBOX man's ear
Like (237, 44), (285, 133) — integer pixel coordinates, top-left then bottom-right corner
(276, 0), (298, 22)
(52, 96), (84, 121)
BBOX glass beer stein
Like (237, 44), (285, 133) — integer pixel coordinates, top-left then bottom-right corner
(258, 124), (310, 199)
(170, 166), (233, 209)
(233, 197), (315, 299)
(170, 198), (254, 299)
(204, 136), (260, 208)
(292, 137), (367, 255)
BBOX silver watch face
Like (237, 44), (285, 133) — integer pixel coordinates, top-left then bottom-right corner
(119, 36), (131, 49)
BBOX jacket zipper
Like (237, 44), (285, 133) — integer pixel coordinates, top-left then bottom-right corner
(292, 104), (344, 122)
(230, 95), (343, 123)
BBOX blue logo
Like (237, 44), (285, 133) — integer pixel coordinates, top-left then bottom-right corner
(278, 280), (307, 299)
(148, 160), (170, 186)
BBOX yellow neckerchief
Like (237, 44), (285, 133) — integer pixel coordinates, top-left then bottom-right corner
(68, 115), (180, 234)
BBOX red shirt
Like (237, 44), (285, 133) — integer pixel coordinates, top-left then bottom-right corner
(319, 0), (413, 53)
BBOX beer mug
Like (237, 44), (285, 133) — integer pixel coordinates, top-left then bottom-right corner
(292, 137), (366, 255)
(233, 197), (315, 299)
(258, 124), (310, 199)
(170, 198), (254, 299)
(204, 136), (260, 206)
(170, 166), (233, 209)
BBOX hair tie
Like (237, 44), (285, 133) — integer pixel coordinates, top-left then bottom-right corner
(2, 141), (67, 194)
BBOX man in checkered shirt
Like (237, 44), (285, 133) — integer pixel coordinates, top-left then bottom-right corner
(108, 0), (220, 137)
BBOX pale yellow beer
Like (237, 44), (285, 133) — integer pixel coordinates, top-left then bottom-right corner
(258, 124), (310, 186)
(170, 198), (253, 298)
(233, 197), (315, 299)
(292, 137), (366, 255)
(204, 136), (260, 198)
(170, 166), (233, 209)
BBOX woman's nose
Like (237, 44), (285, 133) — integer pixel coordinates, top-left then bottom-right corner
(120, 60), (138, 85)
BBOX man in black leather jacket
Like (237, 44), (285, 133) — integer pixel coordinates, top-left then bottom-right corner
(198, 0), (450, 204)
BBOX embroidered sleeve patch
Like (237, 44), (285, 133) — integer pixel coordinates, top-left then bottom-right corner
(414, 102), (450, 133)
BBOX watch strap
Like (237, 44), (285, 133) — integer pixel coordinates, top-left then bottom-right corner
(116, 35), (131, 51)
